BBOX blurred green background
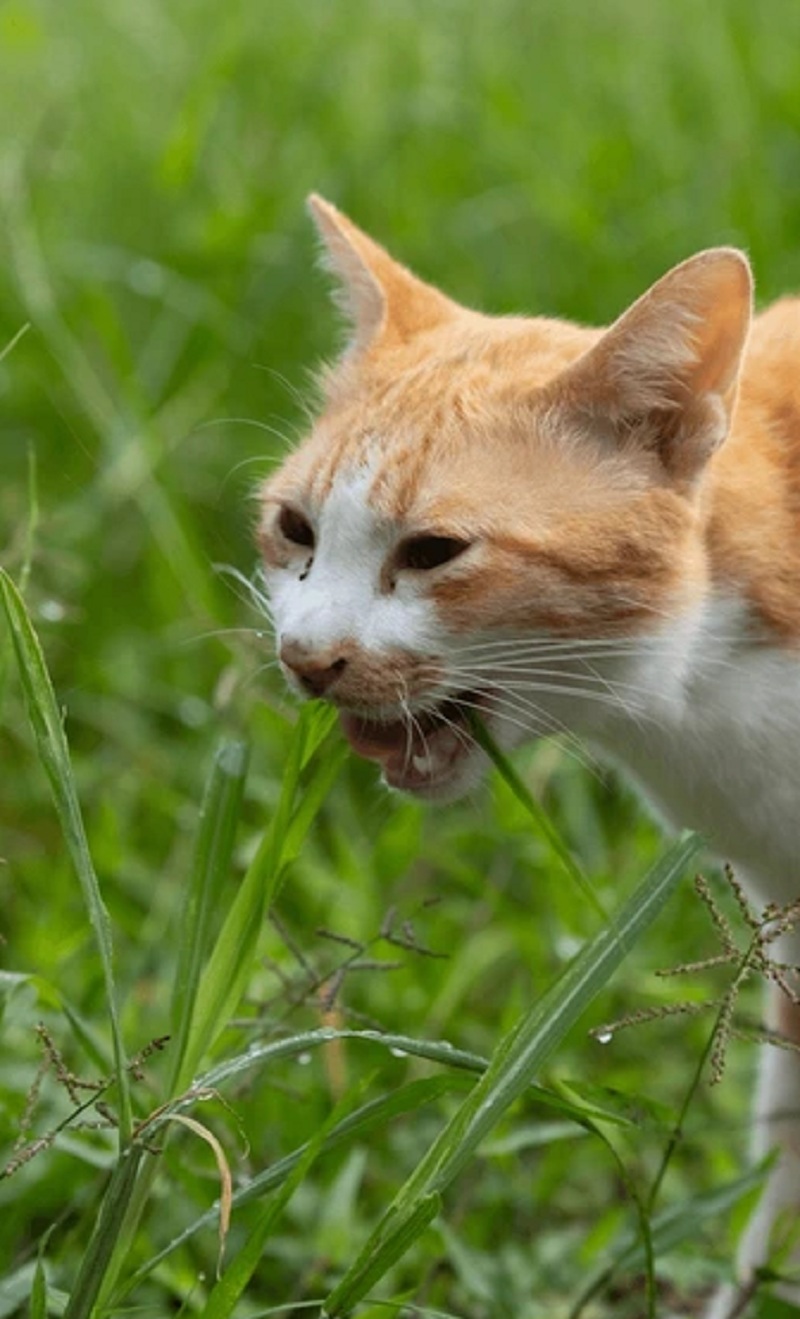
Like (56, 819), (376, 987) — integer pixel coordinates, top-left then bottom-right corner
(2, 1), (800, 1315)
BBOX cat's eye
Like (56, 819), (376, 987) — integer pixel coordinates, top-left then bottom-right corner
(397, 534), (471, 572)
(278, 505), (315, 549)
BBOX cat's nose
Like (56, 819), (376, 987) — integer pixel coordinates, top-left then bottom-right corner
(280, 640), (348, 697)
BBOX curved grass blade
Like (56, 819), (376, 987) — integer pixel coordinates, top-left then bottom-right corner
(201, 1078), (378, 1318)
(0, 567), (131, 1141)
(118, 1076), (464, 1301)
(323, 832), (702, 1316)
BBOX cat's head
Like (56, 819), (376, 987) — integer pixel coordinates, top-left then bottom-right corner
(258, 196), (752, 800)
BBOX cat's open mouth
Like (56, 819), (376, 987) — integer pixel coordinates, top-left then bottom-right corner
(338, 690), (485, 797)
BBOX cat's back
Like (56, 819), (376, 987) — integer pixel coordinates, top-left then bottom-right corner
(708, 294), (800, 643)
(744, 295), (800, 429)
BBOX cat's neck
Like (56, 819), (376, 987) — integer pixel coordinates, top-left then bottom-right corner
(593, 581), (800, 899)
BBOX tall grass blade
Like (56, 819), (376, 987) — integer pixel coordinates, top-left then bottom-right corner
(0, 321), (30, 366)
(178, 703), (342, 1088)
(29, 1254), (47, 1319)
(62, 1145), (144, 1319)
(322, 1197), (441, 1319)
(323, 832), (702, 1315)
(169, 738), (250, 1091)
(0, 443), (38, 729)
(0, 568), (131, 1141)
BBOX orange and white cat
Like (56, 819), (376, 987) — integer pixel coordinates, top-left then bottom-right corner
(258, 196), (800, 1315)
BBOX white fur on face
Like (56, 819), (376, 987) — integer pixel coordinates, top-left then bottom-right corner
(266, 464), (440, 661)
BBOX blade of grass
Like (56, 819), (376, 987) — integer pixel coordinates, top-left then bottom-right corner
(88, 717), (345, 1313)
(94, 708), (344, 1311)
(329, 1196), (442, 1316)
(322, 832), (702, 1316)
(468, 713), (607, 920)
(0, 320), (30, 366)
(30, 1253), (47, 1319)
(0, 568), (131, 1141)
(62, 1144), (145, 1319)
(20, 442), (39, 595)
(0, 442), (38, 720)
(565, 1108), (657, 1319)
(86, 734), (251, 1314)
(200, 1078), (377, 1318)
(169, 738), (250, 1092)
(178, 703), (343, 1089)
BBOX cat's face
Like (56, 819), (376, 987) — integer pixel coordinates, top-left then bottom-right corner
(259, 197), (751, 800)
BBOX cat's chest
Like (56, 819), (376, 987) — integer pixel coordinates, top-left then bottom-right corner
(597, 630), (800, 899)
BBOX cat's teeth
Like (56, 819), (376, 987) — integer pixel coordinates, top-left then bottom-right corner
(412, 752), (435, 776)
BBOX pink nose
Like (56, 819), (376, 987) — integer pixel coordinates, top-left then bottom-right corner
(280, 641), (348, 697)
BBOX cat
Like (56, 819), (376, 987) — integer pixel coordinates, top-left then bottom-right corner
(258, 195), (800, 1316)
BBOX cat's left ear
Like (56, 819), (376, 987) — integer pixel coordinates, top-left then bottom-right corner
(307, 194), (456, 353)
(546, 248), (753, 483)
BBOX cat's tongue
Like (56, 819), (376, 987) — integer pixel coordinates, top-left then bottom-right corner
(338, 707), (466, 790)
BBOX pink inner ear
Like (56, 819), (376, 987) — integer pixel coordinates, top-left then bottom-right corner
(544, 248), (752, 483)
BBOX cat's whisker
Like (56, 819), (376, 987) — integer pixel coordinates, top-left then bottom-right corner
(494, 679), (641, 711)
(492, 672), (653, 718)
(444, 658), (658, 693)
(214, 562), (276, 620)
(451, 635), (650, 656)
(397, 678), (428, 770)
(183, 626), (275, 646)
(450, 629), (744, 660)
(425, 704), (476, 759)
(427, 671), (604, 773)
(437, 688), (602, 781)
(198, 415), (297, 442)
(433, 664), (646, 714)
(452, 652), (651, 672)
(248, 659), (283, 679)
(249, 364), (318, 424)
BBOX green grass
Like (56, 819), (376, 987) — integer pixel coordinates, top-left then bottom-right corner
(2, 2), (800, 1315)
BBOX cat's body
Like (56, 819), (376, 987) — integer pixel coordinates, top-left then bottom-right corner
(259, 197), (800, 1314)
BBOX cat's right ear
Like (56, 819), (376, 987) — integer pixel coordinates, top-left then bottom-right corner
(307, 195), (455, 353)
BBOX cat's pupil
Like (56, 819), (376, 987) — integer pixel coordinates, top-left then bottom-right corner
(279, 505), (315, 549)
(397, 535), (470, 571)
